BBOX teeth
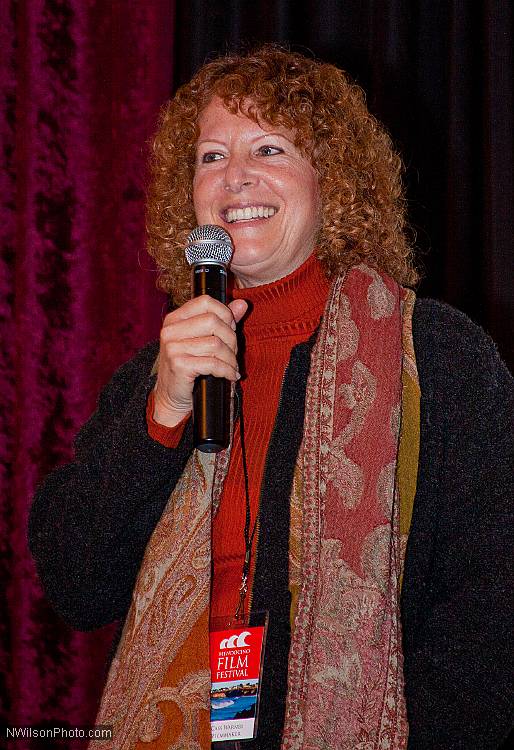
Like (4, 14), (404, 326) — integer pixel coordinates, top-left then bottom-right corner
(225, 206), (276, 223)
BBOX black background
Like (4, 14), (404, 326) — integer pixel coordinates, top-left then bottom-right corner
(174, 0), (513, 368)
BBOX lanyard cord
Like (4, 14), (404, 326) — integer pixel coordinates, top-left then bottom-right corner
(234, 387), (258, 622)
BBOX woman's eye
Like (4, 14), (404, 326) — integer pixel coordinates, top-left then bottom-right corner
(258, 145), (283, 156)
(201, 152), (224, 163)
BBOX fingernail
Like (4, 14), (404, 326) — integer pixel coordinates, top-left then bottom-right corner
(231, 320), (237, 331)
(236, 371), (241, 380)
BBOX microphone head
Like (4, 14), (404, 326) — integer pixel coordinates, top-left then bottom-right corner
(185, 224), (233, 267)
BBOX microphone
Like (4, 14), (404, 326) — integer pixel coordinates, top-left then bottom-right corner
(185, 224), (234, 453)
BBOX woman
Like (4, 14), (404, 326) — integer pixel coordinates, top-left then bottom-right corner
(29, 46), (513, 749)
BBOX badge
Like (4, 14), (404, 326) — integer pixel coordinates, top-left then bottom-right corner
(209, 613), (268, 742)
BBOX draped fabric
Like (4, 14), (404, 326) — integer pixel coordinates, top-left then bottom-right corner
(0, 0), (172, 740)
(93, 266), (413, 750)
(2, 0), (512, 747)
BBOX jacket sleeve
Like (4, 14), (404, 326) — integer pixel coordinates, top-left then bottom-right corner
(404, 300), (514, 749)
(28, 341), (193, 631)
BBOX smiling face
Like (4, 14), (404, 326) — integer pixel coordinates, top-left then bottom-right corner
(193, 97), (320, 287)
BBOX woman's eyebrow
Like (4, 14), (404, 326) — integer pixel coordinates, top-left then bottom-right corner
(197, 131), (293, 144)
(255, 131), (294, 142)
(196, 137), (227, 146)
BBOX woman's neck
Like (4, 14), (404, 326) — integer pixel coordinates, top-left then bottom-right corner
(231, 252), (330, 337)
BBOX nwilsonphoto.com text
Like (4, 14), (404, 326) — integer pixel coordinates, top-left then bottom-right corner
(2, 725), (113, 741)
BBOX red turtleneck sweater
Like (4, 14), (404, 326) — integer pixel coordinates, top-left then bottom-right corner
(147, 254), (330, 619)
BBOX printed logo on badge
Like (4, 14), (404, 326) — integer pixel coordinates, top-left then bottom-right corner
(209, 624), (265, 742)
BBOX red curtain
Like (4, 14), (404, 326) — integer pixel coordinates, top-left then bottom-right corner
(1, 1), (173, 741)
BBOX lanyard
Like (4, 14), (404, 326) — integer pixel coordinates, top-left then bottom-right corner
(234, 387), (258, 622)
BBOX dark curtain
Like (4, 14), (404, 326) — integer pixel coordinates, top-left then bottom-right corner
(175, 0), (513, 368)
(1, 1), (173, 745)
(1, 0), (512, 747)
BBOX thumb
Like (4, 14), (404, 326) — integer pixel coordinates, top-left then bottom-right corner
(228, 298), (249, 323)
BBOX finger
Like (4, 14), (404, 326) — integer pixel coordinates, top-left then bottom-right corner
(173, 353), (240, 382)
(165, 336), (238, 370)
(228, 298), (249, 324)
(160, 313), (238, 351)
(163, 295), (234, 328)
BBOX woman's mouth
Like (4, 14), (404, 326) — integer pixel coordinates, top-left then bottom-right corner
(223, 205), (278, 223)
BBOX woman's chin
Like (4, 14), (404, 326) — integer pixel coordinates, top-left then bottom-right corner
(230, 248), (270, 273)
(231, 265), (268, 288)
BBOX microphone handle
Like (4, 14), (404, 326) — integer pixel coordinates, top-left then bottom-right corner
(192, 263), (230, 453)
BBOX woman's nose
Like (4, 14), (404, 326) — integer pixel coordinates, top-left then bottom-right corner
(223, 155), (256, 192)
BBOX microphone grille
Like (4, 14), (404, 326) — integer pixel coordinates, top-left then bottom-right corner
(185, 224), (233, 266)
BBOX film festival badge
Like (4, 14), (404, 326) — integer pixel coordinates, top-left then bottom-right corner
(209, 615), (268, 742)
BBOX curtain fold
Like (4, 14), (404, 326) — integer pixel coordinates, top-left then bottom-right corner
(1, 0), (173, 740)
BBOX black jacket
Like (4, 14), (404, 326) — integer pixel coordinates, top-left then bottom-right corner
(29, 299), (514, 749)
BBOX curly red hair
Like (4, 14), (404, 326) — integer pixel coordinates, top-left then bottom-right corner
(146, 45), (418, 304)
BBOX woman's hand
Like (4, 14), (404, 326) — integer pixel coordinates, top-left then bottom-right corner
(152, 295), (248, 427)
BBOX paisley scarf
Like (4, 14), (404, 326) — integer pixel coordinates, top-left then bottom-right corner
(94, 265), (419, 749)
